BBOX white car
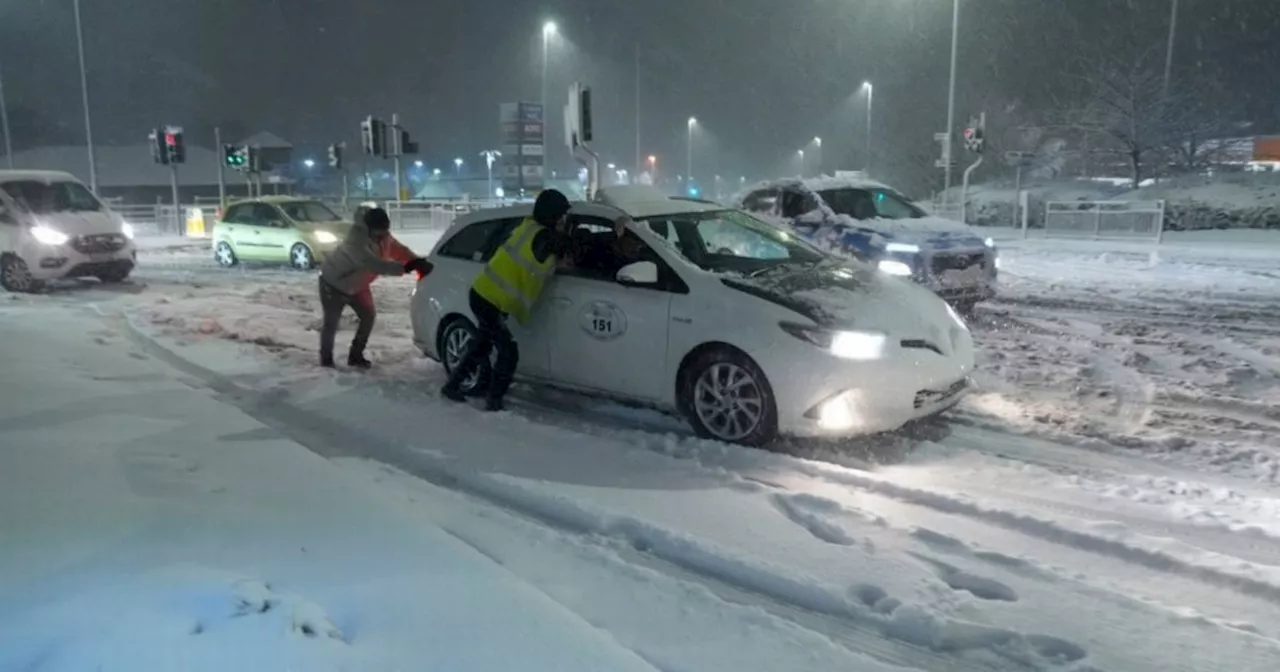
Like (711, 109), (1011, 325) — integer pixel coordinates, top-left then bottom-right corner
(0, 170), (136, 293)
(411, 185), (974, 446)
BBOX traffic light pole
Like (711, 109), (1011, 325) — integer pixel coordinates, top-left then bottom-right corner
(214, 126), (226, 209)
(169, 163), (181, 235)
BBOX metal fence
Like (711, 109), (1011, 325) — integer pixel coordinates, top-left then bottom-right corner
(1043, 200), (1166, 242)
(386, 199), (509, 232)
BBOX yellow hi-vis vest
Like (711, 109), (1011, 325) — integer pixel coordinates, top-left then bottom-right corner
(472, 218), (557, 324)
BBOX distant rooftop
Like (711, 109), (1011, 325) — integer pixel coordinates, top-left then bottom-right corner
(7, 145), (226, 188)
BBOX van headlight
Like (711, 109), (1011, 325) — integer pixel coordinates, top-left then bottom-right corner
(780, 322), (888, 360)
(877, 259), (913, 276)
(984, 237), (995, 248)
(121, 222), (135, 239)
(313, 230), (339, 244)
(31, 225), (69, 246)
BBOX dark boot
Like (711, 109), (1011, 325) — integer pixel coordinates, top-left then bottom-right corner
(484, 396), (505, 412)
(347, 351), (372, 369)
(320, 355), (336, 368)
(441, 385), (466, 403)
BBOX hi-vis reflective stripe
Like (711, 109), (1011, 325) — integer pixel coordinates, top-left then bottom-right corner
(481, 265), (535, 315)
(501, 222), (556, 279)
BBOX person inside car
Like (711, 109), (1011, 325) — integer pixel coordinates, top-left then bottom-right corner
(317, 207), (432, 369)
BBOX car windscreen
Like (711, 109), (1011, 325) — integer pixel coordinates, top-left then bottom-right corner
(640, 209), (827, 275)
(1, 180), (103, 214)
(279, 201), (342, 222)
(817, 188), (925, 220)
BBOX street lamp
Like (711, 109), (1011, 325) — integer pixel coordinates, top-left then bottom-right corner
(432, 168), (442, 179)
(542, 21), (558, 175)
(862, 81), (874, 172)
(943, 0), (960, 202)
(480, 150), (502, 200)
(414, 160), (424, 168)
(812, 137), (822, 175)
(303, 159), (315, 169)
(73, 0), (96, 192)
(453, 157), (464, 175)
(797, 149), (806, 177)
(686, 117), (697, 188)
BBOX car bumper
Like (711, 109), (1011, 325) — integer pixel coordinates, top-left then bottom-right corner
(755, 332), (975, 438)
(877, 248), (998, 303)
(24, 242), (137, 280)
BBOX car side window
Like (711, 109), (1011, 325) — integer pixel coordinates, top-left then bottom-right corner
(562, 216), (684, 293)
(742, 189), (778, 213)
(222, 204), (250, 223)
(438, 217), (511, 262)
(252, 204), (284, 226)
(779, 189), (816, 219)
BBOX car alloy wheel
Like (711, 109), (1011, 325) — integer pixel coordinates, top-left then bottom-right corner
(1, 255), (40, 293)
(692, 362), (767, 442)
(441, 319), (491, 396)
(215, 242), (238, 267)
(290, 244), (314, 270)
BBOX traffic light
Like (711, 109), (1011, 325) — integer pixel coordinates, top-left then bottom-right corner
(327, 143), (343, 169)
(223, 144), (248, 170)
(163, 126), (185, 164)
(361, 116), (386, 157)
(148, 128), (168, 165)
(393, 129), (418, 156)
(247, 146), (262, 173)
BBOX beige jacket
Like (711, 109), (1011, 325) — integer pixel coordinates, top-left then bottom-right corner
(318, 223), (414, 295)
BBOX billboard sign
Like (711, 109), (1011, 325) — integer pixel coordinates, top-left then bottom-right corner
(500, 102), (545, 193)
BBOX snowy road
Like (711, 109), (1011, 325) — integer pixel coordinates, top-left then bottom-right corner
(4, 230), (1280, 670)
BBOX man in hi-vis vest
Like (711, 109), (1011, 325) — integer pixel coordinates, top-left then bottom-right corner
(442, 189), (575, 411)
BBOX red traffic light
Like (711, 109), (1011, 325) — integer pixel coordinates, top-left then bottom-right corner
(165, 133), (178, 146)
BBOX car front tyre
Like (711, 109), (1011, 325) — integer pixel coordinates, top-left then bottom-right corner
(290, 243), (315, 271)
(680, 347), (779, 447)
(1, 254), (43, 293)
(214, 242), (238, 267)
(438, 317), (492, 397)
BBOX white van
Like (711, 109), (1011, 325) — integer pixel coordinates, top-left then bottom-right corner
(0, 170), (137, 292)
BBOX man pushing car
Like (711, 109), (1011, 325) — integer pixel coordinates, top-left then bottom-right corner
(317, 206), (432, 369)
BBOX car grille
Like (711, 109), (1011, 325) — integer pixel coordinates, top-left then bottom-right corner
(71, 233), (127, 254)
(932, 252), (984, 273)
(913, 378), (970, 409)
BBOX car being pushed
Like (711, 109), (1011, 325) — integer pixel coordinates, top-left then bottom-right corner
(0, 170), (136, 293)
(738, 175), (997, 311)
(212, 196), (351, 270)
(411, 185), (974, 447)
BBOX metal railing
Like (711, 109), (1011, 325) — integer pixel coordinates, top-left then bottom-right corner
(386, 199), (509, 231)
(1043, 200), (1166, 242)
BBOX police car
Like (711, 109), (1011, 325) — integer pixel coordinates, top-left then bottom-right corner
(411, 185), (974, 447)
(738, 175), (997, 310)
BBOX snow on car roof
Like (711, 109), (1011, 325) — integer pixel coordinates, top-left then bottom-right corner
(0, 170), (81, 184)
(745, 174), (897, 195)
(594, 185), (724, 218)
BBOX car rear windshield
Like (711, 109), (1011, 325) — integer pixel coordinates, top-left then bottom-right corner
(640, 209), (827, 275)
(817, 188), (925, 220)
(1, 180), (102, 214)
(279, 201), (342, 222)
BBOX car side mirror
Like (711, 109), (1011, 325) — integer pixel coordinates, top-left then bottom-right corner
(616, 261), (658, 285)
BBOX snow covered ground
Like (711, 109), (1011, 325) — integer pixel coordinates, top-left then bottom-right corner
(4, 227), (1280, 670)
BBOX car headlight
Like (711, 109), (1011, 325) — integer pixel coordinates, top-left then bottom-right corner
(984, 237), (995, 248)
(877, 259), (913, 276)
(884, 242), (920, 253)
(31, 225), (69, 246)
(313, 230), (339, 244)
(121, 222), (135, 239)
(945, 302), (969, 331)
(780, 322), (888, 360)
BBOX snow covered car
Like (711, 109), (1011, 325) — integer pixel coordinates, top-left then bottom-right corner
(739, 177), (997, 310)
(0, 170), (136, 293)
(212, 197), (351, 270)
(410, 185), (974, 447)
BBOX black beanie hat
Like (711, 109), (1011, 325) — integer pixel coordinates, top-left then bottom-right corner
(532, 189), (571, 226)
(363, 207), (391, 231)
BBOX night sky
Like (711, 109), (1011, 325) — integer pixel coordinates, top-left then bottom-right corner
(3, 0), (1278, 193)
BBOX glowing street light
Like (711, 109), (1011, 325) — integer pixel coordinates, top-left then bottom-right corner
(432, 168), (442, 178)
(686, 117), (697, 186)
(861, 81), (874, 172)
(414, 159), (424, 168)
(302, 158), (315, 169)
(453, 157), (464, 175)
(542, 20), (559, 171)
(480, 150), (502, 201)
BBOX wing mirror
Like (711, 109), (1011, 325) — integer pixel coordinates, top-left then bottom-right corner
(616, 261), (658, 285)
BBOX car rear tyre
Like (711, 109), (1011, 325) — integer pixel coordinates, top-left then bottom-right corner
(214, 242), (238, 267)
(680, 347), (778, 447)
(438, 317), (492, 397)
(1, 255), (43, 293)
(96, 267), (132, 284)
(290, 243), (315, 270)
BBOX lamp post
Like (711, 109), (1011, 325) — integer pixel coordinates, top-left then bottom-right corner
(542, 21), (557, 176)
(453, 157), (463, 176)
(480, 150), (501, 198)
(797, 149), (805, 176)
(942, 0), (960, 202)
(862, 81), (874, 172)
(73, 0), (97, 192)
(686, 117), (697, 190)
(812, 137), (822, 175)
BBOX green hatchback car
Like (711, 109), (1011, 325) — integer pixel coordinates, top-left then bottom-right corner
(212, 197), (352, 270)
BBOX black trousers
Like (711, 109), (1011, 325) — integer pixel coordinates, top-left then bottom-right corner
(318, 277), (376, 361)
(447, 289), (519, 401)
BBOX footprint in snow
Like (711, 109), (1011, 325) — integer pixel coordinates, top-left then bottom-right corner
(912, 554), (1019, 602)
